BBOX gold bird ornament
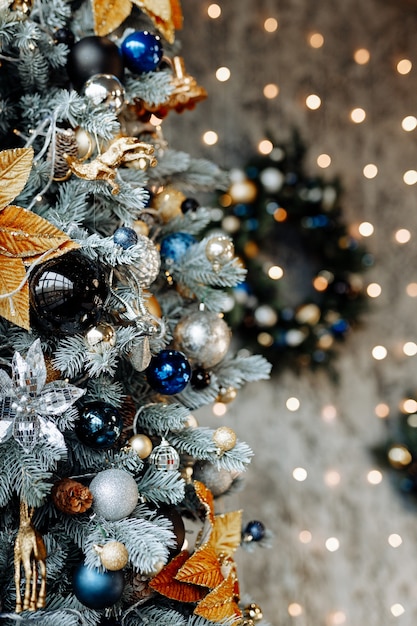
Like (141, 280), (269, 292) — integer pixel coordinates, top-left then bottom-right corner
(64, 136), (157, 194)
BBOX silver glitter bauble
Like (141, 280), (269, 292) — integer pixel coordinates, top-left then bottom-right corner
(83, 73), (125, 114)
(192, 461), (234, 496)
(128, 234), (161, 288)
(173, 310), (231, 368)
(89, 469), (138, 521)
(205, 235), (234, 272)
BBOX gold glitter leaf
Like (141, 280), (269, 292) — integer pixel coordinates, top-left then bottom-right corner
(193, 571), (242, 622)
(175, 544), (224, 589)
(209, 510), (243, 558)
(92, 0), (132, 37)
(0, 206), (78, 261)
(131, 0), (182, 43)
(0, 147), (34, 211)
(0, 256), (29, 330)
(149, 551), (206, 602)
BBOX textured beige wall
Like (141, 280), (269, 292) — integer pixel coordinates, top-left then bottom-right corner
(167, 2), (417, 624)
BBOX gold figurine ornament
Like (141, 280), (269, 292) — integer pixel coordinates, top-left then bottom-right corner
(65, 136), (157, 194)
(14, 501), (47, 613)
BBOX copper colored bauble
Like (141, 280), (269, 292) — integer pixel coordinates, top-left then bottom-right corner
(128, 433), (153, 459)
(174, 310), (231, 368)
(96, 541), (129, 571)
(216, 386), (237, 404)
(213, 426), (237, 452)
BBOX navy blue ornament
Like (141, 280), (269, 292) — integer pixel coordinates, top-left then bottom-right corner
(181, 197), (199, 213)
(113, 226), (138, 249)
(67, 36), (124, 91)
(72, 563), (124, 609)
(160, 232), (197, 266)
(121, 31), (163, 74)
(146, 350), (191, 395)
(75, 402), (123, 449)
(243, 520), (265, 542)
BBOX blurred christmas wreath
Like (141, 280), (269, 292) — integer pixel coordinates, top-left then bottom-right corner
(374, 394), (417, 502)
(213, 133), (373, 373)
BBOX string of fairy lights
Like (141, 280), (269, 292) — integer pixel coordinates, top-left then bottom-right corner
(180, 3), (417, 624)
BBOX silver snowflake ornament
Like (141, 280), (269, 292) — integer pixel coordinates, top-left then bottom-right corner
(0, 339), (85, 451)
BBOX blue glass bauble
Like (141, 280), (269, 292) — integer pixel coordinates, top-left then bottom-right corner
(113, 226), (138, 249)
(146, 350), (191, 395)
(244, 520), (265, 541)
(121, 31), (163, 74)
(75, 402), (123, 449)
(72, 563), (124, 609)
(29, 250), (108, 335)
(160, 232), (197, 266)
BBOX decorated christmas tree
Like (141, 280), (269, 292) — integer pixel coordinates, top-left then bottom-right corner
(0, 1), (271, 625)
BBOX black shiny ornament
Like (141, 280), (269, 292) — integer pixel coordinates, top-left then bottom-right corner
(181, 197), (199, 213)
(54, 27), (75, 48)
(29, 250), (108, 335)
(67, 36), (124, 91)
(75, 402), (123, 449)
(191, 366), (211, 390)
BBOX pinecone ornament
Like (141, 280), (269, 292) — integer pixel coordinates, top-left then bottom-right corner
(51, 478), (93, 514)
(49, 129), (79, 181)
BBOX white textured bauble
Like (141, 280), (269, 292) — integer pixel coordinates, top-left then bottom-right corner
(97, 541), (129, 570)
(83, 73), (125, 114)
(193, 461), (234, 496)
(129, 234), (161, 288)
(128, 433), (153, 459)
(89, 469), (138, 521)
(205, 235), (234, 271)
(174, 310), (231, 368)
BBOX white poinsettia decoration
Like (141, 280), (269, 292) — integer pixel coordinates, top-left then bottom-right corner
(0, 339), (85, 451)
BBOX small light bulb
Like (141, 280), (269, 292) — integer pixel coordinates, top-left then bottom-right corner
(306, 94), (321, 110)
(203, 131), (218, 146)
(293, 467), (307, 481)
(286, 397), (300, 411)
(372, 345), (387, 360)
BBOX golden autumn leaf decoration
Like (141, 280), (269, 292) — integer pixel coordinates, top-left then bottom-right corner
(149, 480), (243, 622)
(92, 0), (183, 43)
(0, 147), (79, 330)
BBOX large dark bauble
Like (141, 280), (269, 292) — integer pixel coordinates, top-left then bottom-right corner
(67, 36), (124, 91)
(72, 563), (124, 609)
(29, 250), (108, 335)
(75, 402), (123, 449)
(155, 504), (185, 557)
(121, 31), (163, 74)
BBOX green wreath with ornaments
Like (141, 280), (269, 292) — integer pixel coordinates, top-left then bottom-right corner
(215, 132), (373, 374)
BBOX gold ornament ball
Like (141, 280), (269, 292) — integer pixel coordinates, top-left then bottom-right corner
(213, 426), (237, 452)
(97, 541), (129, 571)
(205, 235), (235, 271)
(243, 603), (263, 622)
(85, 323), (116, 348)
(152, 186), (185, 222)
(387, 444), (412, 469)
(129, 434), (153, 459)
